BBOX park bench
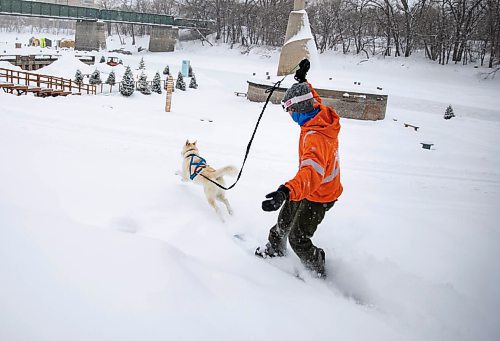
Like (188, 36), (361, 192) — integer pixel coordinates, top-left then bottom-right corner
(404, 123), (419, 131)
(35, 88), (54, 97)
(0, 81), (15, 92)
(234, 91), (247, 97)
(25, 86), (42, 94)
(11, 85), (29, 95)
(51, 89), (65, 96)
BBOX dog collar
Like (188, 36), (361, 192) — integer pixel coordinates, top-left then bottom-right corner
(184, 148), (198, 158)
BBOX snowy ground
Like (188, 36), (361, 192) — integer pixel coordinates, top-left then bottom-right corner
(1, 33), (500, 341)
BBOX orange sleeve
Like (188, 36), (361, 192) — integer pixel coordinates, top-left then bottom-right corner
(307, 81), (322, 105)
(285, 135), (327, 201)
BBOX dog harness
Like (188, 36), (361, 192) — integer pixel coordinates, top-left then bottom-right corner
(186, 154), (208, 180)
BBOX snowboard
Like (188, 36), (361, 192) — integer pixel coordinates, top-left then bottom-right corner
(233, 233), (306, 281)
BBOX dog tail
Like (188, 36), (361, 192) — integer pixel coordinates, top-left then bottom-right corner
(213, 166), (238, 178)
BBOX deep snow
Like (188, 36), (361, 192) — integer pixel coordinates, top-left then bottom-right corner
(1, 32), (499, 341)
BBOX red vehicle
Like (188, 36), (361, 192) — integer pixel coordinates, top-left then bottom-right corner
(106, 57), (119, 66)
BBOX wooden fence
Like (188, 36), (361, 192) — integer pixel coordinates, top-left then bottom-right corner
(0, 67), (96, 95)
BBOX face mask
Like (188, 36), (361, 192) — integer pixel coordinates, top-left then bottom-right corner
(291, 108), (320, 126)
(291, 111), (302, 124)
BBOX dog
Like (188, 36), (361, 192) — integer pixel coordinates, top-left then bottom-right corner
(177, 140), (238, 222)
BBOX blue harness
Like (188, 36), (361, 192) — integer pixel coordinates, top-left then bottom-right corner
(187, 154), (208, 180)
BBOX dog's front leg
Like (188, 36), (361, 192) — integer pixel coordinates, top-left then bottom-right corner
(175, 169), (189, 182)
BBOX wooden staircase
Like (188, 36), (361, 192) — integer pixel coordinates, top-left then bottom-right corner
(0, 67), (96, 98)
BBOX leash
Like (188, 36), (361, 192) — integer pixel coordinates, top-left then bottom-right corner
(199, 75), (288, 191)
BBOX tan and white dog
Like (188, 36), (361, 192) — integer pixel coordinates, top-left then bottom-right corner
(177, 140), (238, 222)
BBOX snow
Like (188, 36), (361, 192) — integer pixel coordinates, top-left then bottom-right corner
(35, 53), (94, 79)
(1, 33), (500, 341)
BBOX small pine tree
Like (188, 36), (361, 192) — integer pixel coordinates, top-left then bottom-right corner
(163, 65), (170, 75)
(189, 73), (198, 89)
(137, 72), (151, 95)
(100, 56), (106, 63)
(120, 66), (135, 97)
(74, 69), (83, 84)
(152, 72), (162, 94)
(138, 57), (146, 70)
(176, 71), (186, 91)
(106, 70), (116, 85)
(444, 105), (455, 120)
(89, 69), (102, 85)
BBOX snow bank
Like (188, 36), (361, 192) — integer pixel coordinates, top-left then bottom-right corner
(0, 60), (23, 71)
(36, 54), (93, 79)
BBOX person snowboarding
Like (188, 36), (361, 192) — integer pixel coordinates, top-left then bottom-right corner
(255, 59), (343, 278)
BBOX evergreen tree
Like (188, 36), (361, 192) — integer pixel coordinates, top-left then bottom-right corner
(444, 105), (455, 120)
(89, 69), (102, 85)
(137, 72), (151, 95)
(176, 71), (186, 91)
(74, 69), (83, 84)
(138, 57), (146, 70)
(189, 73), (198, 89)
(106, 70), (116, 85)
(100, 56), (106, 63)
(152, 72), (162, 94)
(163, 65), (170, 75)
(120, 66), (135, 97)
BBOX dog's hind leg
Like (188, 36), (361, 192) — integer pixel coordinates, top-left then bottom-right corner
(217, 193), (233, 215)
(207, 196), (225, 222)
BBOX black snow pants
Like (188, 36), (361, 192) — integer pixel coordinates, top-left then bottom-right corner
(267, 198), (335, 273)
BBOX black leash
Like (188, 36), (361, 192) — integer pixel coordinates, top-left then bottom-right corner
(199, 76), (287, 190)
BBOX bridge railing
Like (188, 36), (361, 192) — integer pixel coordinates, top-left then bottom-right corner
(0, 0), (211, 28)
(0, 0), (99, 20)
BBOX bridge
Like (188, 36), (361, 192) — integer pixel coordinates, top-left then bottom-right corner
(0, 0), (214, 52)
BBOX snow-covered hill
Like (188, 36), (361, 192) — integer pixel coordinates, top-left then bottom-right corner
(1, 34), (499, 341)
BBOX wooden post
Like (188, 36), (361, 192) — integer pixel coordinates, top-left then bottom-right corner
(165, 75), (174, 112)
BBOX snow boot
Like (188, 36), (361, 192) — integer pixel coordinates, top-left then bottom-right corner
(255, 243), (284, 259)
(310, 248), (327, 279)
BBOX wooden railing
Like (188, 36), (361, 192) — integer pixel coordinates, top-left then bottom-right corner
(0, 67), (96, 95)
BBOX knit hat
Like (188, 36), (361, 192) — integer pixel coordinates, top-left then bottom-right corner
(282, 83), (314, 113)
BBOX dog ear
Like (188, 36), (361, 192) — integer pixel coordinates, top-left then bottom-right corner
(185, 139), (190, 145)
(193, 140), (197, 145)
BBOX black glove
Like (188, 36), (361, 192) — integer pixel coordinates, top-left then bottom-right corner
(299, 58), (311, 72)
(262, 185), (290, 212)
(294, 59), (310, 83)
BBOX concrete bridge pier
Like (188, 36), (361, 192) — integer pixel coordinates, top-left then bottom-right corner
(277, 0), (315, 76)
(149, 26), (179, 52)
(75, 20), (107, 51)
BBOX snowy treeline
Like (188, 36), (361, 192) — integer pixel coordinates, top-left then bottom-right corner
(115, 0), (500, 67)
(1, 0), (498, 68)
(308, 0), (500, 68)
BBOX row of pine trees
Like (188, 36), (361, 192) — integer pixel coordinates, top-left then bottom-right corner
(74, 57), (198, 97)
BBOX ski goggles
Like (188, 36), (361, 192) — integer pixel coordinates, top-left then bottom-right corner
(281, 92), (314, 111)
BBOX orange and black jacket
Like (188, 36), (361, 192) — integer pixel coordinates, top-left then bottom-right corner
(284, 83), (343, 203)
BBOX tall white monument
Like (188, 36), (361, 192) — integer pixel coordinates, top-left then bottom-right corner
(277, 0), (317, 76)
